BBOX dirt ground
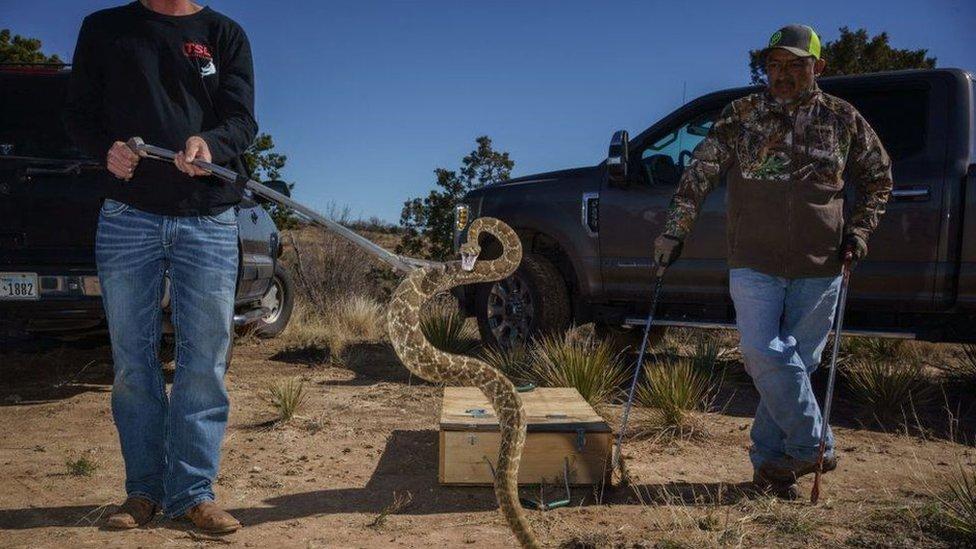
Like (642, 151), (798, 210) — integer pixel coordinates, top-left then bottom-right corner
(1, 333), (974, 549)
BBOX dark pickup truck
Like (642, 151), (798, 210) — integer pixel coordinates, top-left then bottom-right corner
(0, 66), (294, 340)
(455, 68), (976, 347)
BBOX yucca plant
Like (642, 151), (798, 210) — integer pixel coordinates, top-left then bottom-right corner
(480, 343), (532, 384)
(636, 358), (714, 436)
(527, 332), (628, 406)
(938, 466), (976, 541)
(842, 359), (931, 424)
(690, 332), (723, 378)
(268, 377), (309, 422)
(420, 305), (481, 355)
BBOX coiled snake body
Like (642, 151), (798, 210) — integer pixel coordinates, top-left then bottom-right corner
(387, 217), (540, 549)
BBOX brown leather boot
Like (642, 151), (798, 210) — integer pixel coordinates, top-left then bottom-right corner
(106, 497), (158, 529)
(184, 501), (241, 534)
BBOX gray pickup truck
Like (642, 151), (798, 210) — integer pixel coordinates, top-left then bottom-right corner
(454, 68), (976, 348)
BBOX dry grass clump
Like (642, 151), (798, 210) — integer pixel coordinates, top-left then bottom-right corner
(842, 358), (932, 425)
(278, 295), (386, 364)
(525, 332), (628, 406)
(330, 294), (386, 341)
(268, 377), (309, 422)
(368, 490), (413, 528)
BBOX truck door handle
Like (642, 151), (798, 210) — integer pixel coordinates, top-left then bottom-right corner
(891, 186), (929, 200)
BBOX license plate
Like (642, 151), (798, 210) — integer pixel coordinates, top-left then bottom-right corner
(0, 272), (39, 300)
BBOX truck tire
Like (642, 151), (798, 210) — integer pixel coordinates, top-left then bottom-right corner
(475, 252), (571, 348)
(252, 263), (295, 339)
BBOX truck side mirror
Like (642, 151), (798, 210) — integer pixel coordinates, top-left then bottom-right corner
(607, 130), (629, 184)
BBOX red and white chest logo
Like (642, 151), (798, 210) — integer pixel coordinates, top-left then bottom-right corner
(183, 41), (216, 76)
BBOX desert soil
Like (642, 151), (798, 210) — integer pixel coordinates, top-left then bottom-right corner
(1, 334), (973, 548)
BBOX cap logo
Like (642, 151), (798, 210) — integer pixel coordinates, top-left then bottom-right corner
(769, 30), (783, 46)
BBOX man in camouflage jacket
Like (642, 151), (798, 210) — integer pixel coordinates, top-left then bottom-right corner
(653, 24), (892, 499)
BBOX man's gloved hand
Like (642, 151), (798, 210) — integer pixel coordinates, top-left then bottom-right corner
(653, 234), (684, 270)
(840, 233), (867, 264)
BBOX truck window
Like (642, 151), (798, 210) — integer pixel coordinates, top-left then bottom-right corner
(640, 110), (718, 187)
(835, 87), (928, 161)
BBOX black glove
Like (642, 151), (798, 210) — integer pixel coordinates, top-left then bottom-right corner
(653, 234), (683, 270)
(840, 233), (867, 264)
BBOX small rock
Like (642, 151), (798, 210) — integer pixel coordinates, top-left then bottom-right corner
(251, 465), (263, 473)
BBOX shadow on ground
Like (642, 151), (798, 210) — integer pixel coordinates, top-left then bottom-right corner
(0, 428), (758, 531)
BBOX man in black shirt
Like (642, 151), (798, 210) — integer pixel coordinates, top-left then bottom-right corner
(64, 0), (257, 533)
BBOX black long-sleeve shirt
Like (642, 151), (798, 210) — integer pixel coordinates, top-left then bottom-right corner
(64, 1), (257, 216)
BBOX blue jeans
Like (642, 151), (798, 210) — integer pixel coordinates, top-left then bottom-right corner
(95, 198), (238, 518)
(729, 267), (842, 470)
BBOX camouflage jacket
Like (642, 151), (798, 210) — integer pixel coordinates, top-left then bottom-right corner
(663, 84), (893, 278)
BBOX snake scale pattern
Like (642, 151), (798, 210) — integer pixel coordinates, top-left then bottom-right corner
(387, 217), (540, 549)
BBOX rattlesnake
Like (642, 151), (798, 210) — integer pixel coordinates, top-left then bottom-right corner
(387, 217), (540, 549)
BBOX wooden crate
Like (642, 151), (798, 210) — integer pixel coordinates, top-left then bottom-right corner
(439, 387), (612, 486)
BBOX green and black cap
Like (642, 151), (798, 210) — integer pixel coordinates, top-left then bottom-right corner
(764, 24), (821, 59)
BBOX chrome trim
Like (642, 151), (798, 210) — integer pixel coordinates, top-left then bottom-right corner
(892, 187), (930, 199)
(581, 192), (599, 237)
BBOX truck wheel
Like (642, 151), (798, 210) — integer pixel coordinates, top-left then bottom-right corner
(475, 253), (570, 348)
(253, 263), (295, 338)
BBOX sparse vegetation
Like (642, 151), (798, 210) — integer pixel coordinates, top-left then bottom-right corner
(65, 455), (98, 477)
(526, 332), (628, 406)
(842, 358), (932, 424)
(268, 377), (309, 422)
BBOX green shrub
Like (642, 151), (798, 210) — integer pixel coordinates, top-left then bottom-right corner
(420, 305), (481, 355)
(526, 332), (628, 406)
(268, 377), (309, 422)
(65, 456), (98, 477)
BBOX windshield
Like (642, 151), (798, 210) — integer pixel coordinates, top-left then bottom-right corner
(0, 73), (92, 160)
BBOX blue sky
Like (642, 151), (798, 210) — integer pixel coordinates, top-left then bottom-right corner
(4, 0), (975, 222)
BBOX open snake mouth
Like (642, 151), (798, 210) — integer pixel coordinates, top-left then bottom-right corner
(460, 252), (478, 272)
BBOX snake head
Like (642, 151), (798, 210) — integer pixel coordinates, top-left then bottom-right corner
(459, 242), (481, 272)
